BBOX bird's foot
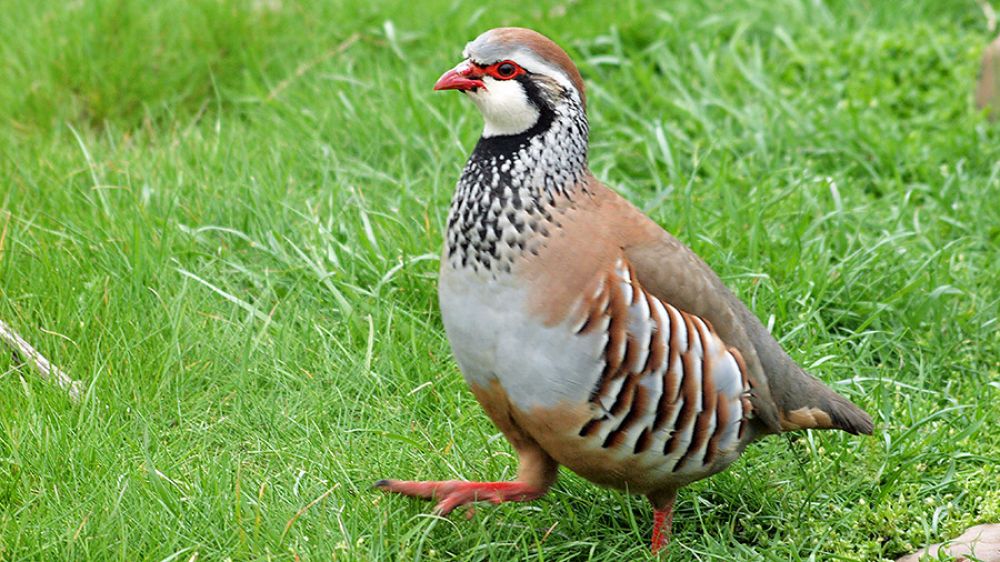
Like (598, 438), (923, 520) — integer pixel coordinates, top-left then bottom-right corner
(373, 479), (545, 516)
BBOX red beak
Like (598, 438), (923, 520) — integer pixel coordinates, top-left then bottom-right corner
(434, 62), (485, 92)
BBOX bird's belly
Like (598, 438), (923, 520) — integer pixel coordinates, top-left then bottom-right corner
(438, 266), (603, 411)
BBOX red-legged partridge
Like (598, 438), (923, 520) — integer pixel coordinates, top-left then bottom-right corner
(376, 27), (873, 554)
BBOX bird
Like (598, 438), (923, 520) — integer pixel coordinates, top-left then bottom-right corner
(375, 27), (874, 554)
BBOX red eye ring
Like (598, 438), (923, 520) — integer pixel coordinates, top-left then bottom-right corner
(496, 62), (517, 77)
(486, 60), (524, 80)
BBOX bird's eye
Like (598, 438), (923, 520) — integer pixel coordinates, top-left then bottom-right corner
(496, 62), (518, 78)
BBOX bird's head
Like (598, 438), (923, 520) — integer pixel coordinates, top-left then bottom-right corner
(434, 28), (586, 138)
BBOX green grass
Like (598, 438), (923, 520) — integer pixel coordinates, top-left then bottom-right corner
(2, 0), (1000, 560)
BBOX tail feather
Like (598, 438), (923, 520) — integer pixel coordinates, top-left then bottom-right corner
(775, 373), (873, 435)
(722, 287), (874, 437)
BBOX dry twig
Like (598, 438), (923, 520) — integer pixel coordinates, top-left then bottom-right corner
(0, 319), (83, 401)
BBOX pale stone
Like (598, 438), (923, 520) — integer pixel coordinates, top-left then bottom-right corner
(897, 524), (1000, 562)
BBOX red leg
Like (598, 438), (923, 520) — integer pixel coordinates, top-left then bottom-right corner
(375, 390), (558, 518)
(649, 490), (677, 556)
(374, 479), (547, 515)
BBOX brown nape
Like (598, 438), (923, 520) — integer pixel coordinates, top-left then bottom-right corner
(488, 27), (587, 109)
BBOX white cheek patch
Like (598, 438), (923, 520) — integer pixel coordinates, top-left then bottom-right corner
(467, 77), (541, 137)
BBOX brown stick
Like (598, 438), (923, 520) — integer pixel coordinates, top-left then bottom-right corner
(0, 319), (83, 401)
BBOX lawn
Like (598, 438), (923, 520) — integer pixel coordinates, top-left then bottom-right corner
(2, 0), (1000, 560)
